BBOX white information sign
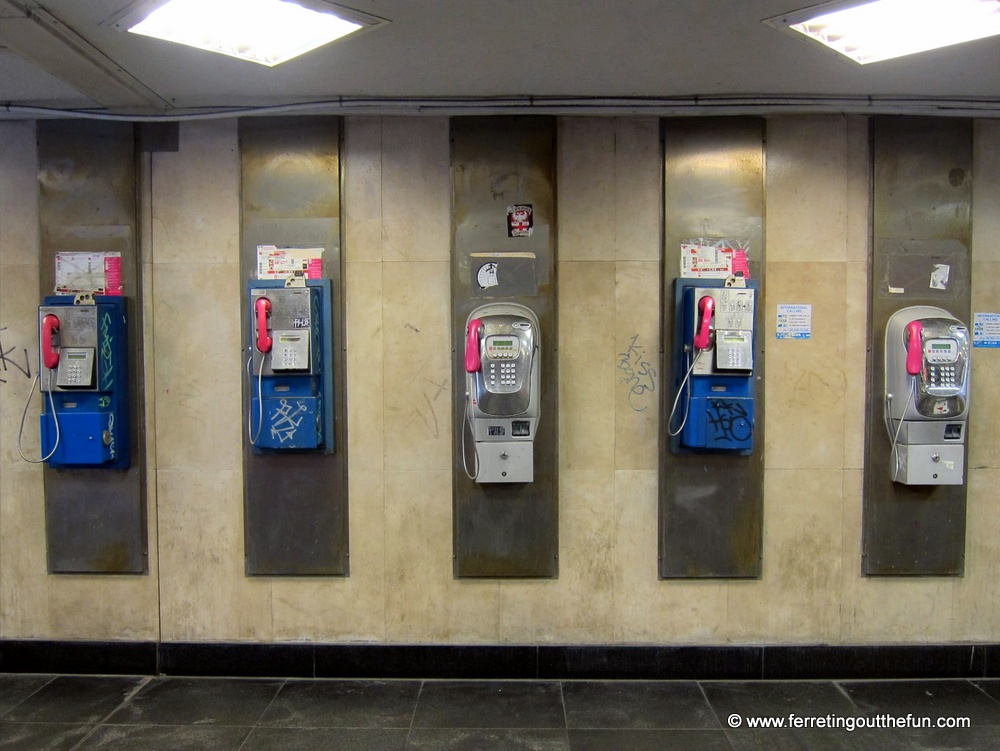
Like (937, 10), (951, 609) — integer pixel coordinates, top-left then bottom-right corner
(973, 312), (1000, 348)
(776, 304), (812, 340)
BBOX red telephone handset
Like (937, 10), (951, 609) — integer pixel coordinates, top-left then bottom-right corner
(905, 320), (923, 376)
(465, 318), (483, 373)
(255, 297), (273, 353)
(41, 314), (60, 369)
(693, 296), (714, 351)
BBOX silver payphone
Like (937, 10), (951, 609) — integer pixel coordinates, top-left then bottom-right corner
(463, 303), (541, 483)
(884, 306), (970, 485)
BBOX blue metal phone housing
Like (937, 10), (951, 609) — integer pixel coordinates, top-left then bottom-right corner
(670, 278), (758, 456)
(39, 295), (130, 469)
(247, 279), (334, 454)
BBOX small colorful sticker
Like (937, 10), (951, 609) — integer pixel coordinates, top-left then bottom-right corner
(477, 262), (499, 289)
(507, 204), (533, 237)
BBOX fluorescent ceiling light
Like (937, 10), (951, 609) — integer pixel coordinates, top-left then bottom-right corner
(125, 0), (373, 67)
(768, 0), (1000, 64)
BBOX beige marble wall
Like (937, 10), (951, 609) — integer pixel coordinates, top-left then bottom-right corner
(1, 115), (999, 645)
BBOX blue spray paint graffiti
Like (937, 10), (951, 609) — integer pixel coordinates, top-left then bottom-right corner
(99, 312), (114, 391)
(707, 399), (752, 443)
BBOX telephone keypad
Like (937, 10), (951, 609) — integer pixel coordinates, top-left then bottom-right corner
(487, 360), (519, 389)
(928, 365), (958, 388)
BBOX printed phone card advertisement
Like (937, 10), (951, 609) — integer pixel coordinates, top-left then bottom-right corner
(54, 252), (123, 295)
(256, 245), (324, 281)
(679, 239), (750, 279)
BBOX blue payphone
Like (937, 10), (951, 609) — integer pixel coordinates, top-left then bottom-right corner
(247, 278), (334, 453)
(34, 295), (130, 469)
(669, 277), (758, 455)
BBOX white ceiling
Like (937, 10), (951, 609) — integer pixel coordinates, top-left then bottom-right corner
(2, 0), (1000, 120)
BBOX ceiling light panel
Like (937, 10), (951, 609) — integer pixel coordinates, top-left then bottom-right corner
(121, 0), (382, 67)
(767, 0), (1000, 64)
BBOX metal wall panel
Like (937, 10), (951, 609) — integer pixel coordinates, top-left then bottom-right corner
(451, 116), (558, 578)
(37, 120), (147, 574)
(659, 118), (765, 579)
(239, 117), (348, 576)
(863, 117), (972, 576)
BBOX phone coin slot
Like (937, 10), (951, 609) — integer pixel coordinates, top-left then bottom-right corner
(275, 385), (290, 392)
(944, 424), (963, 440)
(512, 420), (530, 437)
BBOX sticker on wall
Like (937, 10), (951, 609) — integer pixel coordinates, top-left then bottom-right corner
(973, 312), (1000, 348)
(469, 252), (537, 297)
(477, 262), (499, 289)
(256, 245), (324, 280)
(776, 304), (812, 340)
(507, 204), (533, 237)
(929, 263), (950, 290)
(55, 252), (123, 295)
(680, 238), (750, 279)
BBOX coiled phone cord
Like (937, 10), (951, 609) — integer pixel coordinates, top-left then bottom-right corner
(246, 354), (266, 446)
(17, 372), (60, 464)
(667, 347), (703, 438)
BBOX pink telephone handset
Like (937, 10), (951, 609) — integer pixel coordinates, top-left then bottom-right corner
(905, 320), (923, 376)
(693, 296), (714, 351)
(465, 319), (483, 373)
(255, 297), (273, 353)
(41, 314), (61, 369)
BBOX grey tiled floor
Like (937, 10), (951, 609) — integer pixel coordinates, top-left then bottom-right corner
(2, 674), (999, 750)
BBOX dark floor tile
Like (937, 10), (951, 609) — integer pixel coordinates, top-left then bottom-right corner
(0, 674), (55, 716)
(900, 726), (1000, 750)
(726, 728), (915, 751)
(257, 679), (420, 728)
(413, 681), (564, 729)
(406, 728), (569, 751)
(701, 681), (858, 725)
(243, 727), (409, 751)
(0, 722), (93, 751)
(839, 679), (1000, 725)
(75, 724), (251, 750)
(1, 675), (142, 724)
(562, 681), (719, 729)
(569, 728), (734, 751)
(103, 676), (283, 726)
(974, 679), (1000, 704)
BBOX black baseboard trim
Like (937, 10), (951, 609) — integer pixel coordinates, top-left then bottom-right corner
(1, 640), (998, 681)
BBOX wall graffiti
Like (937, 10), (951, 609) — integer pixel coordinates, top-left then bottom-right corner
(617, 333), (657, 412)
(0, 326), (32, 384)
